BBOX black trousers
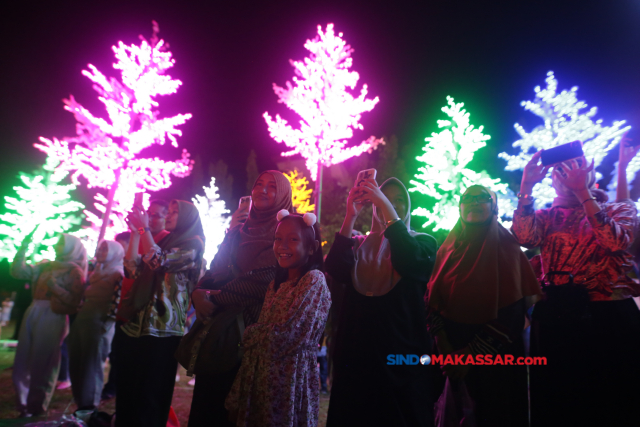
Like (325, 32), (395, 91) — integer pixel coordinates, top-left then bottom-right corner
(188, 364), (240, 427)
(115, 332), (181, 427)
(531, 298), (640, 427)
(102, 321), (123, 397)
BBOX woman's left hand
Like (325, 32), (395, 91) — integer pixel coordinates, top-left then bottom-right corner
(441, 347), (472, 380)
(127, 205), (149, 230)
(552, 157), (594, 194)
(619, 133), (640, 169)
(359, 179), (388, 208)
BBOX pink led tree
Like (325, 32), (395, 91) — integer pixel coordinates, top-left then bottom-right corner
(264, 24), (383, 220)
(35, 22), (192, 250)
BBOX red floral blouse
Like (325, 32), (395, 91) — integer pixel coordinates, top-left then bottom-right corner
(511, 200), (640, 301)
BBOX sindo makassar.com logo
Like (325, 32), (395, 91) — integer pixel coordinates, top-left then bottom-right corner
(386, 354), (432, 365)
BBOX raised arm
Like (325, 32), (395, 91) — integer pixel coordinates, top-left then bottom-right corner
(10, 231), (39, 281)
(511, 150), (551, 247)
(384, 221), (437, 282)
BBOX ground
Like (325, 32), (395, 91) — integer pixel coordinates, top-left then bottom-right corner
(0, 321), (330, 426)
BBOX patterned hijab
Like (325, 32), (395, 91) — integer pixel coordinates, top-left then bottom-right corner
(427, 185), (541, 324)
(352, 178), (423, 296)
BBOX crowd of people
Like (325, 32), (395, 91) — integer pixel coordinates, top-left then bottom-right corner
(6, 141), (640, 427)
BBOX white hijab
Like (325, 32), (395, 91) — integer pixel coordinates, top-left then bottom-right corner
(352, 178), (424, 296)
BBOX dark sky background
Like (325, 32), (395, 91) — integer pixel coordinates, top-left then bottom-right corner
(1, 0), (640, 211)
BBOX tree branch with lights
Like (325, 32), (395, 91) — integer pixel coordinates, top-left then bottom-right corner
(410, 96), (517, 232)
(264, 24), (383, 221)
(34, 21), (192, 253)
(499, 71), (631, 210)
(0, 156), (84, 262)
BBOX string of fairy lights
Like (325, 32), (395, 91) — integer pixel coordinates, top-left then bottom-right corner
(0, 23), (636, 261)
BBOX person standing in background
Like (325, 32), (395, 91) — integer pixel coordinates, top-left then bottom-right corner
(11, 233), (87, 418)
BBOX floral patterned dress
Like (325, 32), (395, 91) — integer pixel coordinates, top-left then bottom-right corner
(225, 269), (331, 427)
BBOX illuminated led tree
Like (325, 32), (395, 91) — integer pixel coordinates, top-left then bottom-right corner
(284, 170), (315, 214)
(193, 177), (230, 265)
(0, 156), (84, 262)
(410, 96), (517, 232)
(35, 22), (192, 253)
(264, 24), (383, 220)
(499, 71), (630, 209)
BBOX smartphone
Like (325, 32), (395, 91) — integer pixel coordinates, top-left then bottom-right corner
(540, 141), (584, 166)
(354, 169), (377, 201)
(355, 168), (377, 188)
(134, 193), (144, 210)
(238, 196), (251, 223)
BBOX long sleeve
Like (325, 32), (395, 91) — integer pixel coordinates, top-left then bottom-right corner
(209, 267), (276, 307)
(325, 233), (356, 285)
(10, 247), (39, 282)
(143, 244), (201, 274)
(243, 270), (331, 358)
(511, 203), (548, 248)
(384, 221), (437, 282)
(587, 201), (636, 252)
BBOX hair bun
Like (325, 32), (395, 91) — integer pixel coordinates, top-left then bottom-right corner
(302, 213), (317, 227)
(277, 209), (290, 221)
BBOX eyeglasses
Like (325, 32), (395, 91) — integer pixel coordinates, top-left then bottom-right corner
(148, 212), (166, 219)
(460, 194), (492, 204)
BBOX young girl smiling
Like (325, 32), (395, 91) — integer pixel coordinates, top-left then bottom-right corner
(225, 210), (331, 427)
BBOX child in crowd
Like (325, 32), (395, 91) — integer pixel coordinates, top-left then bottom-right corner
(225, 210), (331, 427)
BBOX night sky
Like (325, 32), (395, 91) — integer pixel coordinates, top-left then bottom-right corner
(1, 0), (640, 209)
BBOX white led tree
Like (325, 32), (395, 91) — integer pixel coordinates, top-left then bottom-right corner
(264, 24), (383, 221)
(34, 22), (192, 254)
(499, 71), (630, 210)
(0, 156), (84, 262)
(410, 96), (517, 232)
(193, 177), (231, 265)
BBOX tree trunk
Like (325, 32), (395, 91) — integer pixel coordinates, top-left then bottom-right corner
(314, 162), (323, 223)
(97, 169), (121, 246)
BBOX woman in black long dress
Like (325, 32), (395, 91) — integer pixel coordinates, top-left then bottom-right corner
(325, 177), (438, 427)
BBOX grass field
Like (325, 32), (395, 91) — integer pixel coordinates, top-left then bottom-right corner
(0, 322), (330, 426)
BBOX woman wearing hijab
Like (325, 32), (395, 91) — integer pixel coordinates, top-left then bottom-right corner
(11, 233), (87, 417)
(68, 240), (124, 410)
(325, 177), (438, 427)
(116, 200), (204, 427)
(427, 185), (541, 427)
(512, 152), (640, 427)
(188, 170), (293, 427)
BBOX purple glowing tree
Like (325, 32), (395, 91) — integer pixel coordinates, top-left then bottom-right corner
(35, 22), (192, 251)
(263, 24), (383, 220)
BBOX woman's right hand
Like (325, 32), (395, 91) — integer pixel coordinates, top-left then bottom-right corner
(345, 187), (366, 219)
(193, 289), (216, 321)
(20, 228), (37, 249)
(521, 150), (550, 194)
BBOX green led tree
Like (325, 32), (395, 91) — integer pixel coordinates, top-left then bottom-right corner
(409, 96), (517, 231)
(0, 156), (84, 262)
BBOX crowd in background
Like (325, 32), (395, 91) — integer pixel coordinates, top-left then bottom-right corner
(2, 139), (640, 427)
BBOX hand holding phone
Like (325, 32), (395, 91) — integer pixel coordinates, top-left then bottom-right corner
(354, 169), (377, 202)
(134, 193), (144, 210)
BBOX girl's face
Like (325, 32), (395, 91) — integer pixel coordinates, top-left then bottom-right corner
(164, 202), (180, 231)
(251, 173), (278, 210)
(460, 187), (493, 223)
(96, 241), (109, 263)
(273, 220), (313, 272)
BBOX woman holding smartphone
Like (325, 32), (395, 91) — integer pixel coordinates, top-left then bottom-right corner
(512, 151), (640, 427)
(325, 177), (438, 427)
